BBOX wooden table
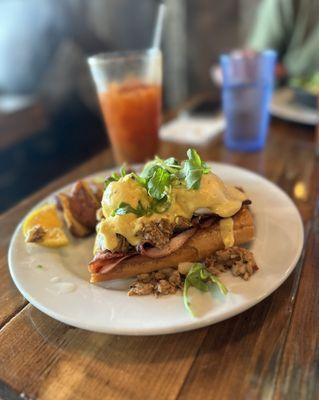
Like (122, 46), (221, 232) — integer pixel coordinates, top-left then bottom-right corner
(0, 100), (48, 150)
(0, 118), (318, 400)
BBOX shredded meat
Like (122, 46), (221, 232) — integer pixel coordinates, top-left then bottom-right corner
(128, 282), (154, 296)
(174, 216), (192, 232)
(139, 219), (174, 248)
(114, 234), (131, 253)
(128, 247), (258, 297)
(168, 270), (182, 286)
(25, 225), (46, 243)
(205, 246), (258, 280)
(156, 280), (176, 295)
(128, 268), (183, 296)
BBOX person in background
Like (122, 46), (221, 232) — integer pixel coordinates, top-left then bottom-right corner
(248, 0), (319, 80)
(0, 0), (155, 113)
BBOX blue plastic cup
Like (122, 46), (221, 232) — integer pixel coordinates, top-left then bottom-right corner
(220, 50), (277, 151)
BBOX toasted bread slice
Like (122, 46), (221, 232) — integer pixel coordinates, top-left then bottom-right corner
(90, 207), (254, 283)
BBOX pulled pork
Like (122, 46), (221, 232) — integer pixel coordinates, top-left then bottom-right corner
(205, 246), (258, 281)
(128, 268), (183, 296)
(138, 219), (174, 248)
(174, 216), (193, 231)
(137, 215), (207, 250)
(114, 234), (131, 253)
(128, 247), (258, 297)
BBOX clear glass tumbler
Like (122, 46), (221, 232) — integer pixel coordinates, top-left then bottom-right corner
(220, 50), (277, 151)
(88, 49), (162, 164)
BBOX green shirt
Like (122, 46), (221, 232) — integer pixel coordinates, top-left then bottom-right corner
(248, 0), (319, 77)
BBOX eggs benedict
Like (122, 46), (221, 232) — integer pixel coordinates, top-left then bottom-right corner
(89, 149), (254, 283)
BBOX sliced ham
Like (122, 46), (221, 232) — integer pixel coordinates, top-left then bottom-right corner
(98, 255), (134, 274)
(191, 215), (219, 229)
(138, 228), (197, 258)
(88, 251), (134, 273)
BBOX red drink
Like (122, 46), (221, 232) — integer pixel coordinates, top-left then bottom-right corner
(99, 80), (161, 164)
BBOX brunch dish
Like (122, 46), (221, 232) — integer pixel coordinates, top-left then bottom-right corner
(270, 87), (318, 125)
(88, 149), (256, 313)
(8, 151), (303, 334)
(289, 73), (319, 108)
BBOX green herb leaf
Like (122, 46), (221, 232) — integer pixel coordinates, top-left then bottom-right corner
(131, 173), (147, 187)
(36, 264), (43, 269)
(181, 149), (210, 190)
(140, 156), (181, 180)
(209, 274), (228, 295)
(183, 277), (193, 316)
(164, 157), (180, 169)
(120, 166), (127, 177)
(105, 172), (120, 188)
(109, 149), (209, 218)
(140, 161), (158, 180)
(147, 168), (171, 200)
(183, 262), (228, 316)
(112, 197), (171, 217)
(104, 165), (129, 188)
(112, 201), (149, 217)
(187, 264), (210, 292)
(151, 197), (171, 213)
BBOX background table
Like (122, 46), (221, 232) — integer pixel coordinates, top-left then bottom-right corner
(0, 118), (318, 400)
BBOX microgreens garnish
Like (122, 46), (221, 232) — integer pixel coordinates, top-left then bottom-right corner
(183, 263), (228, 316)
(111, 201), (150, 217)
(108, 149), (210, 217)
(104, 166), (127, 188)
(112, 197), (171, 218)
(180, 149), (211, 190)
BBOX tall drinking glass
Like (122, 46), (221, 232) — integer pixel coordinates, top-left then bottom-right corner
(220, 50), (277, 151)
(88, 49), (162, 164)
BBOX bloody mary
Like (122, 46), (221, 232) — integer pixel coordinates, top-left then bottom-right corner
(99, 80), (161, 164)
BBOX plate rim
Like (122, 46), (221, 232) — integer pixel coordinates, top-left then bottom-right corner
(8, 162), (304, 335)
(270, 87), (318, 126)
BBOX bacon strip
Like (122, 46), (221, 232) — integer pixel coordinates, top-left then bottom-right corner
(88, 251), (133, 273)
(138, 228), (197, 259)
(99, 255), (134, 274)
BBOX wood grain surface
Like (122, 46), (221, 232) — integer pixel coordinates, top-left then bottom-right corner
(0, 118), (318, 400)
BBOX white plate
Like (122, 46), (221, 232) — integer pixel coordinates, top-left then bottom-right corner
(8, 164), (304, 335)
(270, 87), (318, 125)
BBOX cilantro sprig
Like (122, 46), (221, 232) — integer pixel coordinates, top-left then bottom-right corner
(183, 263), (228, 316)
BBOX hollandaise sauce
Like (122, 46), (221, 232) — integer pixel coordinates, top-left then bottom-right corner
(219, 218), (235, 248)
(94, 172), (246, 253)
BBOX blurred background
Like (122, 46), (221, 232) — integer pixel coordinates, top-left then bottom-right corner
(0, 0), (318, 212)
